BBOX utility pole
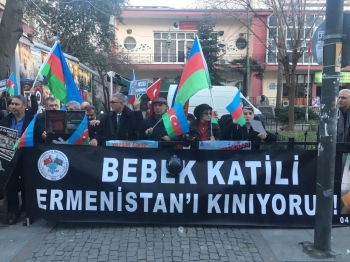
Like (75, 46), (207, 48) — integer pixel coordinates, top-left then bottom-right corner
(314, 0), (344, 251)
(246, 3), (251, 100)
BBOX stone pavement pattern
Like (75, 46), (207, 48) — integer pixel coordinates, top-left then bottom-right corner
(25, 223), (263, 262)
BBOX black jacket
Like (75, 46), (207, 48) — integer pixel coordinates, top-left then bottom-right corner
(221, 121), (276, 149)
(27, 94), (38, 116)
(140, 114), (182, 147)
(37, 111), (45, 133)
(0, 112), (43, 143)
(88, 122), (100, 140)
(186, 119), (221, 149)
(93, 107), (143, 145)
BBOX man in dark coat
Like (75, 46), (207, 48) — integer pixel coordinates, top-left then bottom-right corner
(142, 97), (170, 141)
(221, 105), (276, 149)
(84, 104), (100, 140)
(0, 95), (42, 225)
(89, 93), (143, 146)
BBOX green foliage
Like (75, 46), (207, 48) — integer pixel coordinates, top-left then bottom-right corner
(275, 106), (320, 122)
(197, 13), (226, 85)
(229, 56), (265, 97)
(25, 0), (126, 66)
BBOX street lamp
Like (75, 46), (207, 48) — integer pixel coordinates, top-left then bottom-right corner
(107, 71), (115, 98)
(300, 40), (310, 122)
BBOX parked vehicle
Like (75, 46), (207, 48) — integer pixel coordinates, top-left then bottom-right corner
(167, 85), (264, 120)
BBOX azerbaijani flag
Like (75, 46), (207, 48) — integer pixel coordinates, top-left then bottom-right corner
(67, 115), (89, 145)
(40, 41), (82, 104)
(162, 103), (189, 139)
(211, 112), (218, 124)
(14, 115), (38, 148)
(226, 90), (246, 126)
(174, 36), (211, 106)
(6, 73), (19, 95)
(127, 70), (136, 105)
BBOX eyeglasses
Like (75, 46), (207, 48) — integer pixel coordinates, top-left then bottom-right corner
(109, 101), (119, 104)
(86, 114), (95, 117)
(202, 111), (212, 116)
(244, 112), (253, 115)
(47, 104), (58, 108)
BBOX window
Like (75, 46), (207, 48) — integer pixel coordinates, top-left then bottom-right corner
(154, 32), (194, 63)
(236, 38), (247, 50)
(124, 37), (136, 50)
(267, 14), (324, 65)
(282, 74), (313, 98)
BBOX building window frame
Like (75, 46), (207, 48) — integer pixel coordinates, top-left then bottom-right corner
(154, 32), (195, 63)
(124, 36), (136, 50)
(266, 14), (324, 65)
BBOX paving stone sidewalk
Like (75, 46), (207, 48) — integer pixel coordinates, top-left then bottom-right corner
(25, 223), (263, 262)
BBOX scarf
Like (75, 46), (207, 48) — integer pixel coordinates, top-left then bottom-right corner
(337, 108), (350, 142)
(199, 121), (209, 141)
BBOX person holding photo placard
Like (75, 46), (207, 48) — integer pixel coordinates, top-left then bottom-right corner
(221, 105), (276, 149)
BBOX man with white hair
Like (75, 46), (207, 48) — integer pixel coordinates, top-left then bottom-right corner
(337, 89), (350, 142)
(90, 93), (142, 146)
(66, 100), (81, 111)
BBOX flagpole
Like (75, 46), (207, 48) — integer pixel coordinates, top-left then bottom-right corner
(209, 88), (216, 137)
(31, 41), (59, 90)
(152, 118), (162, 129)
(306, 53), (310, 122)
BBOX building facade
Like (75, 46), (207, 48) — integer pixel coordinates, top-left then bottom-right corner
(116, 6), (350, 107)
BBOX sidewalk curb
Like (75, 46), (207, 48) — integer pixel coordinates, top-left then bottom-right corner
(10, 221), (56, 262)
(247, 229), (279, 262)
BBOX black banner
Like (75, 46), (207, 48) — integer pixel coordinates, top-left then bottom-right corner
(23, 144), (347, 227)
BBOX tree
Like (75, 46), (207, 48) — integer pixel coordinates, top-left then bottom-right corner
(197, 13), (227, 85)
(0, 0), (25, 79)
(230, 56), (265, 97)
(198, 0), (325, 131)
(25, 0), (128, 107)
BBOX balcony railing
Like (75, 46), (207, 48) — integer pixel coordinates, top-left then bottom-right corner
(125, 53), (267, 65)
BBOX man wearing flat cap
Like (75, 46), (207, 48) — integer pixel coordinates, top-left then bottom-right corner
(142, 97), (170, 141)
(142, 97), (178, 143)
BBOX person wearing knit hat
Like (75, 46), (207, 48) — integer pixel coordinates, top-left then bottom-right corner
(141, 97), (177, 143)
(185, 103), (220, 149)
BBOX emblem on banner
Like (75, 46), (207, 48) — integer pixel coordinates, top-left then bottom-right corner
(38, 150), (69, 181)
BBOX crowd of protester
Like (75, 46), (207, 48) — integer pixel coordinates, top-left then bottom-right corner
(0, 90), (278, 225)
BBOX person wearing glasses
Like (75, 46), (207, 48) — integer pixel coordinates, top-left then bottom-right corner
(37, 97), (59, 140)
(90, 93), (142, 146)
(185, 103), (220, 149)
(221, 105), (276, 149)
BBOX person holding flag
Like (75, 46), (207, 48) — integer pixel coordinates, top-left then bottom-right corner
(221, 105), (276, 149)
(0, 95), (42, 225)
(185, 103), (221, 149)
(141, 97), (182, 145)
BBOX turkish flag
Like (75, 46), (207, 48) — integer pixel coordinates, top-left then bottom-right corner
(146, 79), (161, 100)
(307, 40), (312, 57)
(43, 157), (52, 165)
